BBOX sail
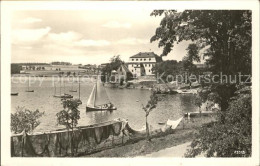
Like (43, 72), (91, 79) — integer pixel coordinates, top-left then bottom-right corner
(87, 84), (96, 107)
(94, 81), (110, 106)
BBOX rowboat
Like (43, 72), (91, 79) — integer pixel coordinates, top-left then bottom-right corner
(11, 93), (19, 96)
(25, 76), (34, 92)
(54, 93), (73, 99)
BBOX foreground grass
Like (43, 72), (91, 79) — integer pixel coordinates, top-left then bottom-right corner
(82, 115), (215, 157)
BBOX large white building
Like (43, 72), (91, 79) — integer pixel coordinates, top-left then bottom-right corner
(127, 52), (162, 77)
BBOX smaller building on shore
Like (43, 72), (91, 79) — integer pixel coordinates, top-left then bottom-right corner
(110, 63), (133, 83)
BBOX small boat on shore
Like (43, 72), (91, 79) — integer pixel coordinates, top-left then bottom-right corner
(155, 90), (178, 95)
(158, 122), (165, 125)
(11, 93), (19, 96)
(177, 89), (197, 94)
(86, 79), (117, 112)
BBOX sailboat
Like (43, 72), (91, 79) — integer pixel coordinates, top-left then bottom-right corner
(69, 81), (77, 92)
(53, 77), (73, 99)
(25, 76), (34, 92)
(75, 76), (82, 104)
(86, 80), (117, 111)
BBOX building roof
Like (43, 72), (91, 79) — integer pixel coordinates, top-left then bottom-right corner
(120, 63), (132, 73)
(127, 62), (156, 64)
(130, 52), (160, 58)
(116, 63), (132, 74)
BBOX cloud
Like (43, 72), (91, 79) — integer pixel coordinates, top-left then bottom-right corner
(75, 39), (110, 47)
(48, 31), (82, 43)
(21, 17), (42, 24)
(115, 37), (148, 45)
(47, 31), (111, 48)
(12, 27), (51, 43)
(19, 46), (33, 50)
(102, 21), (131, 29)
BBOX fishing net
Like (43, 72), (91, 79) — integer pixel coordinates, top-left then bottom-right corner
(11, 120), (124, 157)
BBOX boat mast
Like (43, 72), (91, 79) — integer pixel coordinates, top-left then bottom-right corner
(63, 78), (65, 94)
(78, 75), (81, 100)
(28, 76), (30, 91)
(54, 83), (56, 95)
(59, 76), (61, 96)
(93, 81), (97, 107)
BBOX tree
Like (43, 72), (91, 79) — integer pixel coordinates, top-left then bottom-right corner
(150, 10), (251, 76)
(101, 55), (123, 82)
(56, 99), (80, 155)
(142, 91), (159, 141)
(183, 43), (200, 71)
(194, 95), (202, 115)
(151, 9), (252, 116)
(11, 64), (22, 74)
(56, 99), (80, 130)
(151, 10), (252, 157)
(152, 60), (184, 82)
(11, 107), (45, 134)
(185, 86), (251, 157)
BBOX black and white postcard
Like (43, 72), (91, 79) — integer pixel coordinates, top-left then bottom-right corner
(1, 1), (259, 166)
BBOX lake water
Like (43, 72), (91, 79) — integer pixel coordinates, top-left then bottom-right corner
(11, 76), (198, 132)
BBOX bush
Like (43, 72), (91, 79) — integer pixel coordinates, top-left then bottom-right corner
(11, 107), (45, 134)
(185, 86), (251, 157)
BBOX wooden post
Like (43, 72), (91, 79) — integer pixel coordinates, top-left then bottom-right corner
(112, 133), (114, 147)
(182, 117), (185, 129)
(122, 132), (124, 145)
(22, 136), (24, 157)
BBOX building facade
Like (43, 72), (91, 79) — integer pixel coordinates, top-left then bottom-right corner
(127, 52), (162, 77)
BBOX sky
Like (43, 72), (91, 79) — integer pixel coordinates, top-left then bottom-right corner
(11, 10), (191, 65)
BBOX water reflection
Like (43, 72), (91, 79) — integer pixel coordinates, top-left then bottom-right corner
(11, 77), (198, 132)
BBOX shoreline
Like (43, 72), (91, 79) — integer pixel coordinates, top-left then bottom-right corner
(82, 115), (215, 157)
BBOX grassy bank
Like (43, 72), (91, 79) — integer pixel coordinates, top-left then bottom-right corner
(82, 115), (215, 157)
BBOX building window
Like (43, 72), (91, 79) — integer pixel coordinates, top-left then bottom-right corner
(140, 59), (142, 61)
(132, 59), (134, 61)
(144, 58), (146, 61)
(132, 64), (134, 67)
(145, 64), (147, 67)
(132, 70), (134, 72)
(149, 69), (150, 72)
(149, 64), (150, 67)
(136, 59), (138, 61)
(149, 58), (151, 61)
